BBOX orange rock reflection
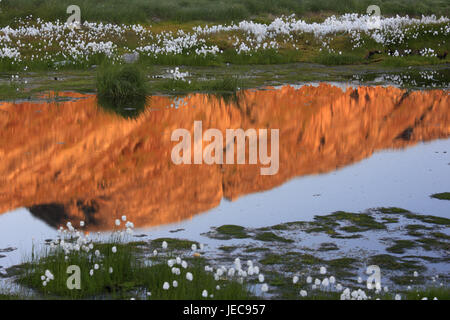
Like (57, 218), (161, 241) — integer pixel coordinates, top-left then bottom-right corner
(0, 84), (448, 230)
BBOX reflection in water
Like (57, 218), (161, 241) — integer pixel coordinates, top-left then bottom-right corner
(97, 94), (148, 119)
(0, 84), (448, 231)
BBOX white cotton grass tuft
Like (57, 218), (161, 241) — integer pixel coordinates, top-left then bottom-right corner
(186, 272), (193, 281)
(293, 275), (299, 284)
(261, 284), (269, 293)
(202, 289), (208, 298)
(258, 274), (265, 283)
(300, 290), (307, 297)
(320, 266), (327, 275)
(163, 282), (170, 290)
(162, 241), (168, 249)
(112, 246), (117, 253)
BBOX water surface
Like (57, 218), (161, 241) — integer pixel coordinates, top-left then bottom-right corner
(0, 84), (449, 267)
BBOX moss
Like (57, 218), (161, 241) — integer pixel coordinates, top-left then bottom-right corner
(368, 254), (426, 272)
(326, 257), (358, 269)
(299, 254), (323, 266)
(392, 274), (425, 286)
(407, 230), (425, 237)
(254, 232), (294, 243)
(219, 245), (238, 252)
(386, 240), (418, 254)
(318, 243), (339, 252)
(405, 287), (450, 300)
(430, 232), (450, 240)
(406, 224), (432, 231)
(214, 225), (250, 240)
(416, 237), (450, 251)
(321, 211), (386, 231)
(0, 293), (23, 300)
(340, 225), (365, 233)
(430, 192), (450, 200)
(259, 253), (284, 265)
(244, 247), (270, 253)
(404, 213), (450, 226)
(313, 52), (364, 65)
(402, 255), (447, 263)
(270, 224), (290, 231)
(381, 217), (399, 224)
(151, 238), (198, 250)
(377, 207), (410, 214)
(331, 233), (363, 239)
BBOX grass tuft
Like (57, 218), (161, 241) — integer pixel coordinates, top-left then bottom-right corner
(96, 63), (149, 118)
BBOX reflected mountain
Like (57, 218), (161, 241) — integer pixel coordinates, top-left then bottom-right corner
(0, 84), (448, 231)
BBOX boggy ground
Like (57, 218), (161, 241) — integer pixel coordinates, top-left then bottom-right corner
(0, 202), (448, 300)
(1, 63), (449, 102)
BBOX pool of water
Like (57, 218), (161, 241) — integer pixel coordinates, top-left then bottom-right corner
(0, 83), (449, 268)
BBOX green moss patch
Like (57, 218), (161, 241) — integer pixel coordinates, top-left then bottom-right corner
(254, 232), (294, 243)
(386, 240), (418, 254)
(430, 192), (450, 200)
(213, 225), (250, 240)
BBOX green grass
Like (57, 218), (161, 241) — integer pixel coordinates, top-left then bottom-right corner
(96, 63), (149, 118)
(1, 0), (448, 27)
(155, 76), (243, 94)
(96, 63), (148, 101)
(254, 232), (294, 243)
(431, 192), (450, 200)
(319, 211), (387, 231)
(405, 287), (450, 300)
(0, 82), (25, 100)
(381, 56), (442, 67)
(150, 238), (199, 250)
(214, 225), (250, 239)
(14, 239), (252, 299)
(386, 240), (418, 254)
(377, 207), (410, 214)
(368, 254), (426, 272)
(313, 52), (364, 65)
